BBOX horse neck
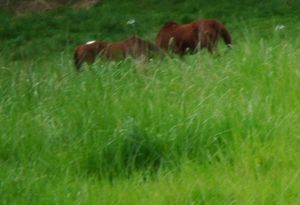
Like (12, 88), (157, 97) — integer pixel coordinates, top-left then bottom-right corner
(95, 42), (107, 53)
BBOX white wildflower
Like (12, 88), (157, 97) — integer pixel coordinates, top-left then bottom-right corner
(275, 24), (285, 31)
(127, 19), (135, 25)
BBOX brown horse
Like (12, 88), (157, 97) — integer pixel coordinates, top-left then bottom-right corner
(74, 40), (107, 71)
(74, 36), (160, 71)
(155, 19), (232, 55)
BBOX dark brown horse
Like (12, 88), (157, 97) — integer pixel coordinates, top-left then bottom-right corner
(155, 19), (232, 55)
(74, 36), (160, 71)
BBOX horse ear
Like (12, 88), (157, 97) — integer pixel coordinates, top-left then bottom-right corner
(163, 21), (177, 27)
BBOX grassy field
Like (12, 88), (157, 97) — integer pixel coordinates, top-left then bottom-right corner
(1, 1), (300, 204)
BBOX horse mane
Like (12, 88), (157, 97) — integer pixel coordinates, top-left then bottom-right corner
(162, 21), (178, 28)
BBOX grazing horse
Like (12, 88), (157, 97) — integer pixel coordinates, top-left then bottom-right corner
(155, 19), (232, 55)
(74, 36), (160, 71)
(74, 40), (107, 71)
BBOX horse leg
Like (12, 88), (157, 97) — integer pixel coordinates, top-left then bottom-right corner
(75, 59), (83, 71)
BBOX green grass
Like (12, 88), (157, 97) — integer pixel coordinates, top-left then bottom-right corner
(1, 1), (300, 204)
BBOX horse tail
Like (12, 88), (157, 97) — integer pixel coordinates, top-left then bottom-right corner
(219, 23), (232, 48)
(74, 48), (82, 71)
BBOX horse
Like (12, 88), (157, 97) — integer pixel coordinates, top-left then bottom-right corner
(74, 40), (107, 71)
(155, 19), (232, 55)
(73, 36), (161, 71)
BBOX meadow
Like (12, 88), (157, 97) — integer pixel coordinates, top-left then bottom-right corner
(0, 0), (300, 204)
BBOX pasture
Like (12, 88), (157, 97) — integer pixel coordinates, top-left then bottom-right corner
(1, 0), (300, 204)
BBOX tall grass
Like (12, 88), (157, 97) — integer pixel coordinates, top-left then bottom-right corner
(1, 31), (300, 203)
(1, 1), (300, 204)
